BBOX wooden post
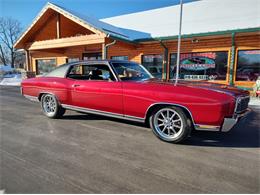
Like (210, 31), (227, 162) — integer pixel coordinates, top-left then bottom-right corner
(56, 13), (60, 39)
(160, 41), (168, 80)
(25, 50), (31, 71)
(164, 48), (168, 80)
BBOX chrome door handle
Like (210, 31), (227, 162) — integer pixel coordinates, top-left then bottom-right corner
(72, 84), (80, 87)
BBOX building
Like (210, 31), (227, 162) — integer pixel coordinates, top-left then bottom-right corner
(14, 0), (260, 90)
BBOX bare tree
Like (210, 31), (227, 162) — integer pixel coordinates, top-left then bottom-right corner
(0, 17), (22, 67)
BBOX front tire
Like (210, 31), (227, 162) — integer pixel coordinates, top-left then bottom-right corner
(41, 94), (65, 119)
(149, 106), (191, 143)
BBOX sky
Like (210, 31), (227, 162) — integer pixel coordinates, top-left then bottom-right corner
(0, 0), (194, 30)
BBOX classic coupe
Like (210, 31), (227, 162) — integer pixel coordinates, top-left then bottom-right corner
(21, 60), (250, 143)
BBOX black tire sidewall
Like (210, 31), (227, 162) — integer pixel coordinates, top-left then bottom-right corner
(150, 106), (191, 143)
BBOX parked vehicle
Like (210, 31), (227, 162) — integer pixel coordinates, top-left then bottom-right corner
(21, 60), (250, 143)
(236, 65), (260, 81)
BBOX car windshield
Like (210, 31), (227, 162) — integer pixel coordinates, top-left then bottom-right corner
(111, 62), (153, 81)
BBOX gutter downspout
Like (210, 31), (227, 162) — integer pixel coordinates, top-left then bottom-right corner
(103, 34), (117, 59)
(160, 41), (169, 80)
(229, 32), (235, 86)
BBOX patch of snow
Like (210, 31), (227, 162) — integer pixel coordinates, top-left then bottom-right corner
(51, 3), (141, 41)
(249, 97), (260, 107)
(0, 65), (13, 72)
(0, 74), (22, 86)
(102, 0), (260, 39)
(2, 73), (19, 78)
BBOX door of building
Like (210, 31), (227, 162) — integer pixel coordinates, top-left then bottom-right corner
(82, 52), (102, 60)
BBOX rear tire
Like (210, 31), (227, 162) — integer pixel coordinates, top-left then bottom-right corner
(149, 106), (191, 143)
(41, 94), (65, 119)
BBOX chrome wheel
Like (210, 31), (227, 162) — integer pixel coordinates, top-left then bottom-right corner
(153, 108), (184, 140)
(41, 93), (65, 119)
(42, 94), (57, 114)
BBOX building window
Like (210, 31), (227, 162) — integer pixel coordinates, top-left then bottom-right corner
(170, 51), (228, 80)
(36, 59), (56, 75)
(66, 57), (80, 63)
(236, 50), (260, 81)
(111, 56), (128, 60)
(141, 54), (163, 78)
(83, 52), (102, 60)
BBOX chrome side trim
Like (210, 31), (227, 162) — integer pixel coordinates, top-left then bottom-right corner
(145, 102), (196, 126)
(61, 104), (145, 123)
(24, 95), (39, 102)
(194, 124), (220, 131)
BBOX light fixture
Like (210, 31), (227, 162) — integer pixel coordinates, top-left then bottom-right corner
(192, 38), (199, 43)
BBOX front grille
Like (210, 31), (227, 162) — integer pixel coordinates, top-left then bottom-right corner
(235, 96), (250, 113)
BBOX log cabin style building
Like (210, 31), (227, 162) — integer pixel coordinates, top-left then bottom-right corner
(14, 0), (260, 90)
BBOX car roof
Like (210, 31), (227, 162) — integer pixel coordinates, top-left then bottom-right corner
(63, 59), (133, 67)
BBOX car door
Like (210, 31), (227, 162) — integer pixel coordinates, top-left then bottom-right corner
(67, 62), (123, 115)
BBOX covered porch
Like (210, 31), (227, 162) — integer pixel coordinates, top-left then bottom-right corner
(25, 35), (109, 75)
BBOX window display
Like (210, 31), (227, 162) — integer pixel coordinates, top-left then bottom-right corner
(170, 51), (228, 80)
(142, 54), (163, 78)
(236, 50), (260, 81)
(36, 59), (56, 75)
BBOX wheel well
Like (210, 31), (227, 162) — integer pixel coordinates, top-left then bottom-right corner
(145, 104), (194, 127)
(38, 93), (45, 101)
(38, 93), (61, 105)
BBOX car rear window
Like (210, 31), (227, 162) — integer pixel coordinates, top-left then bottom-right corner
(45, 64), (69, 78)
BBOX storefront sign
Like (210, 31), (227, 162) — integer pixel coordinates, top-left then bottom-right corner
(184, 75), (209, 80)
(180, 57), (215, 71)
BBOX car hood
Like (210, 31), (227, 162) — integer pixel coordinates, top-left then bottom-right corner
(143, 78), (250, 97)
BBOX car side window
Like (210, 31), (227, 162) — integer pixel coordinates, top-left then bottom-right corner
(67, 64), (116, 81)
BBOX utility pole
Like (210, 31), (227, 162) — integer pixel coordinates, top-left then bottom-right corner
(174, 0), (183, 85)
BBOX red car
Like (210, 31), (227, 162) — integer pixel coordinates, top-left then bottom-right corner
(21, 60), (250, 143)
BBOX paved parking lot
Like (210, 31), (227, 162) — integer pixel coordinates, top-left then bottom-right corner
(0, 86), (259, 193)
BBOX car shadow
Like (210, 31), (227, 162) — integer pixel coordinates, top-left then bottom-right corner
(61, 113), (104, 121)
(61, 112), (148, 127)
(61, 108), (259, 148)
(182, 108), (260, 148)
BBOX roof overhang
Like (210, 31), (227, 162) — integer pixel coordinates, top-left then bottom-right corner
(135, 27), (260, 43)
(27, 34), (105, 50)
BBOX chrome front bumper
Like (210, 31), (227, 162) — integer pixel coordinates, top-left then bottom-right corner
(221, 108), (251, 132)
(195, 108), (251, 132)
